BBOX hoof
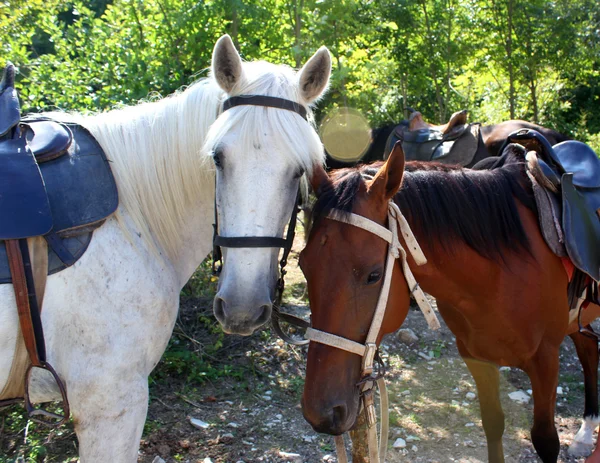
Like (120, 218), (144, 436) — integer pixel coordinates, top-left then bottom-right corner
(569, 441), (594, 458)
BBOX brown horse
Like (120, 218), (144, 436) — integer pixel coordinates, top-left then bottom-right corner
(300, 143), (600, 462)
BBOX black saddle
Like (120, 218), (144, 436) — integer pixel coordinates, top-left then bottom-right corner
(503, 129), (600, 282)
(384, 114), (487, 167)
(0, 63), (119, 284)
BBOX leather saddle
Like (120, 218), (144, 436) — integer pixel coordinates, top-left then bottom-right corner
(0, 62), (118, 425)
(383, 110), (483, 167)
(504, 129), (600, 283)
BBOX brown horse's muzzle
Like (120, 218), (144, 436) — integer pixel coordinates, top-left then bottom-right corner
(301, 390), (360, 435)
(302, 343), (362, 435)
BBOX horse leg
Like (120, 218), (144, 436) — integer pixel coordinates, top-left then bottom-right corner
(459, 344), (505, 463)
(69, 375), (149, 463)
(525, 346), (561, 462)
(569, 328), (600, 457)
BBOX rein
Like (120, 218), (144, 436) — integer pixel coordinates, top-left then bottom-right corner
(211, 94), (309, 338)
(306, 201), (440, 463)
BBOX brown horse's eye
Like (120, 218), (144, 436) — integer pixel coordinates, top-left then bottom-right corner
(367, 270), (382, 285)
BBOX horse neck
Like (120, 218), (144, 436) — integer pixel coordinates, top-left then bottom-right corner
(81, 79), (223, 286)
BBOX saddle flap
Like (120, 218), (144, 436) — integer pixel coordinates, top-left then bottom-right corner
(553, 141), (600, 189)
(0, 137), (53, 239)
(24, 121), (72, 162)
(561, 173), (600, 282)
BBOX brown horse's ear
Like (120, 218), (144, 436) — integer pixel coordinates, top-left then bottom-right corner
(309, 164), (330, 197)
(367, 141), (406, 200)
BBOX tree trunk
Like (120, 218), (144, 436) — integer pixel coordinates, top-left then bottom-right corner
(420, 0), (445, 122)
(349, 409), (370, 463)
(507, 0), (515, 119)
(229, 0), (239, 50)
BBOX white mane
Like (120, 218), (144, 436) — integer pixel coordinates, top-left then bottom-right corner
(46, 59), (324, 263)
(203, 61), (325, 177)
(52, 78), (224, 262)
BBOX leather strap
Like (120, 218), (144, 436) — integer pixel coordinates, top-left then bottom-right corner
(5, 239), (44, 366)
(222, 95), (308, 121)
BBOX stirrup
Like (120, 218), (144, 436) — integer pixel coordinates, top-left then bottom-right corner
(24, 362), (70, 426)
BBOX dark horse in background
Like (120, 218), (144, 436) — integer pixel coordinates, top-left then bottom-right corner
(326, 109), (570, 169)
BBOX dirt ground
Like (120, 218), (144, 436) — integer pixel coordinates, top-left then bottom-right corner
(1, 236), (599, 463)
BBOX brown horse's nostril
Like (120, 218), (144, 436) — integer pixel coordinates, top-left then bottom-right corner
(332, 403), (348, 428)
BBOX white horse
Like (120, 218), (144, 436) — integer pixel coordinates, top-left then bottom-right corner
(206, 38), (331, 335)
(0, 34), (330, 462)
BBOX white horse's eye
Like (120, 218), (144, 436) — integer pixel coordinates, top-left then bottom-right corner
(212, 149), (223, 169)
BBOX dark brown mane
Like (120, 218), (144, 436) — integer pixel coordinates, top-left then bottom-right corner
(311, 154), (535, 261)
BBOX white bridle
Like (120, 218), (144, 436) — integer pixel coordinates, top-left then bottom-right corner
(305, 200), (440, 463)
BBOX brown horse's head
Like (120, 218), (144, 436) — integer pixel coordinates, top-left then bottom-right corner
(299, 144), (413, 435)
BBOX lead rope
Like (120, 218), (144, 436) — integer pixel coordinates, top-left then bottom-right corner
(307, 201), (440, 463)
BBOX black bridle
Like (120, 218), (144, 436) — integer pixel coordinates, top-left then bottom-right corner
(211, 95), (311, 343)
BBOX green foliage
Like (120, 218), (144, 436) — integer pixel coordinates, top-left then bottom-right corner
(2, 0), (598, 143)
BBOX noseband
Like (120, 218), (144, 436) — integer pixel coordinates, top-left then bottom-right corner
(211, 94), (309, 329)
(305, 201), (440, 463)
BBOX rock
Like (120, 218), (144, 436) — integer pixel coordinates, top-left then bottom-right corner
(465, 423), (475, 427)
(227, 422), (240, 428)
(406, 435), (421, 442)
(221, 433), (234, 442)
(152, 457), (166, 463)
(398, 328), (419, 344)
(277, 451), (302, 461)
(189, 417), (210, 429)
(411, 445), (418, 452)
(393, 438), (407, 449)
(203, 459), (213, 463)
(557, 386), (564, 395)
(465, 392), (477, 400)
(322, 455), (335, 462)
(499, 366), (511, 372)
(508, 390), (531, 404)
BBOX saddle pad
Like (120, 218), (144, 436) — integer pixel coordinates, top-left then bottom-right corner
(0, 233), (93, 284)
(0, 137), (53, 239)
(561, 173), (600, 282)
(34, 120), (118, 232)
(554, 141), (600, 189)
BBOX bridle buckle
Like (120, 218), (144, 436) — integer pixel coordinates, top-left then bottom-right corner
(361, 342), (378, 376)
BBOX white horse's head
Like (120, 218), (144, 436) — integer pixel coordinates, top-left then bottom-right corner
(205, 35), (330, 335)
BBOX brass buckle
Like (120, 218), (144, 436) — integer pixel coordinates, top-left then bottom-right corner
(24, 362), (70, 427)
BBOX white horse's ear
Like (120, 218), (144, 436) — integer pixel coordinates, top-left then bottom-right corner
(298, 47), (331, 103)
(212, 34), (243, 94)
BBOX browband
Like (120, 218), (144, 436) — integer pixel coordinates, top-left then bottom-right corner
(222, 95), (308, 121)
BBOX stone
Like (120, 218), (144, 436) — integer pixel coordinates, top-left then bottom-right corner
(398, 328), (419, 344)
(465, 392), (476, 400)
(508, 390), (531, 404)
(189, 417), (210, 429)
(152, 458), (166, 463)
(393, 438), (407, 449)
(277, 451), (302, 461)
